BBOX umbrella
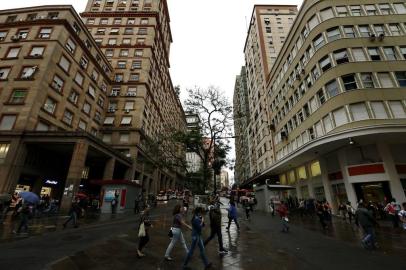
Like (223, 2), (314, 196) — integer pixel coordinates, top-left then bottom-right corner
(0, 194), (12, 202)
(19, 192), (40, 204)
(75, 192), (88, 199)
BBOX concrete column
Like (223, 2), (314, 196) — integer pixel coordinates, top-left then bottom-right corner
(338, 149), (358, 208)
(377, 143), (406, 203)
(60, 140), (89, 212)
(319, 157), (337, 214)
(124, 164), (136, 181)
(103, 157), (116, 180)
(296, 183), (303, 199)
(0, 138), (27, 193)
(306, 164), (315, 198)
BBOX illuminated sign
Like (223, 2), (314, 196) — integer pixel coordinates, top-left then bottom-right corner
(45, 180), (58, 185)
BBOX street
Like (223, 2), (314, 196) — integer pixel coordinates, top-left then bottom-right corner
(0, 199), (405, 270)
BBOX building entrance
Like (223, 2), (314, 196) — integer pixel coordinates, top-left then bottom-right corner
(353, 181), (392, 204)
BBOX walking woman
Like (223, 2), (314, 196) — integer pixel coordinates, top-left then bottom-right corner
(226, 201), (240, 232)
(164, 204), (192, 261)
(137, 207), (152, 257)
(183, 207), (212, 269)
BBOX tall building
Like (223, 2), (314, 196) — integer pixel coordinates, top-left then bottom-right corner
(0, 0), (185, 210)
(233, 67), (250, 184)
(244, 0), (406, 212)
(239, 5), (297, 182)
(219, 170), (229, 189)
(185, 112), (202, 173)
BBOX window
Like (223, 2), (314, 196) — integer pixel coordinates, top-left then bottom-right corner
(358, 25), (371, 37)
(124, 28), (133, 34)
(400, 47), (406, 59)
(371, 102), (388, 119)
(313, 34), (325, 50)
(308, 15), (319, 30)
(97, 28), (106, 35)
(128, 18), (136, 24)
(121, 116), (132, 125)
(0, 115), (16, 130)
(51, 74), (64, 92)
(326, 27), (341, 42)
(334, 49), (349, 64)
(389, 24), (402, 36)
(78, 120), (87, 131)
(323, 115), (333, 132)
(38, 28), (52, 38)
(131, 60), (141, 69)
(104, 117), (114, 125)
(319, 56), (332, 72)
(0, 31), (8, 41)
(83, 102), (91, 114)
(36, 121), (50, 131)
(65, 38), (76, 54)
(325, 79), (340, 97)
(59, 55), (70, 72)
(105, 49), (114, 57)
(135, 49), (143, 57)
(123, 38), (131, 45)
(311, 66), (320, 80)
(141, 18), (149, 25)
(110, 28), (119, 35)
(91, 70), (99, 81)
(68, 90), (79, 104)
(138, 28), (147, 35)
(114, 74), (123, 82)
(127, 87), (137, 96)
(114, 18), (122, 24)
(97, 96), (105, 107)
(336, 6), (348, 17)
(374, 24), (386, 36)
(379, 4), (392, 15)
(129, 73), (139, 81)
(394, 3), (406, 14)
(136, 38), (145, 45)
(310, 97), (318, 112)
(43, 97), (56, 114)
(20, 66), (37, 79)
(389, 101), (406, 118)
(120, 133), (130, 143)
(87, 18), (95, 24)
(350, 103), (369, 121)
(343, 26), (356, 38)
(74, 72), (84, 86)
(117, 61), (127, 69)
(100, 18), (108, 25)
(342, 74), (358, 90)
(108, 38), (117, 45)
(6, 16), (17, 23)
(377, 72), (395, 87)
(62, 110), (74, 125)
(9, 90), (26, 104)
(317, 90), (326, 105)
(395, 72), (406, 87)
(368, 48), (381, 61)
(17, 29), (29, 39)
(6, 47), (21, 58)
(350, 5), (362, 16)
(94, 111), (102, 123)
(365, 4), (377, 15)
(315, 121), (323, 137)
(29, 46), (45, 57)
(320, 8), (334, 21)
(333, 107), (348, 126)
(361, 73), (375, 88)
(0, 67), (11, 80)
(352, 48), (367, 61)
(120, 49), (129, 57)
(88, 85), (96, 98)
(79, 57), (88, 70)
(383, 47), (397, 60)
(124, 101), (134, 110)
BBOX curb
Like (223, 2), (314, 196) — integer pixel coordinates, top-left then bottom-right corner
(44, 256), (79, 270)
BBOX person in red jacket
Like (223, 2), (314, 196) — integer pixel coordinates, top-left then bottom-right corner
(276, 201), (289, 233)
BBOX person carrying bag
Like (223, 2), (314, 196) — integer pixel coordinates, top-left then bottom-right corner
(137, 207), (152, 257)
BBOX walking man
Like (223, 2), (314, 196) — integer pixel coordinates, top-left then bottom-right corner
(63, 199), (82, 229)
(355, 201), (379, 249)
(204, 203), (228, 254)
(13, 202), (31, 234)
(276, 201), (289, 233)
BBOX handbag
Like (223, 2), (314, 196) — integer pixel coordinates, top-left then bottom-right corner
(138, 222), (146, 237)
(168, 227), (173, 238)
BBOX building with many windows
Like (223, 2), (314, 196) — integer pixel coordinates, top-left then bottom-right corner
(0, 0), (185, 210)
(243, 0), (406, 212)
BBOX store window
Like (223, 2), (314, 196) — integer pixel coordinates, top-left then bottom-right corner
(350, 103), (369, 121)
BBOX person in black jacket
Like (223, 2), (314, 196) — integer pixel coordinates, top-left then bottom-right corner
(204, 203), (228, 254)
(63, 199), (82, 229)
(355, 201), (379, 249)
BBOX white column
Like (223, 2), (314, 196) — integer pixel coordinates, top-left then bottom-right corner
(338, 149), (358, 208)
(377, 143), (406, 203)
(306, 164), (315, 198)
(296, 183), (303, 199)
(319, 157), (337, 214)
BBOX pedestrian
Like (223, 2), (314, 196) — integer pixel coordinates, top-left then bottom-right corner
(111, 197), (118, 214)
(204, 203), (228, 254)
(183, 195), (189, 213)
(13, 202), (31, 234)
(63, 199), (82, 229)
(226, 201), (240, 232)
(269, 199), (275, 217)
(384, 198), (401, 228)
(316, 202), (328, 230)
(338, 203), (346, 221)
(164, 204), (191, 261)
(276, 201), (289, 232)
(137, 207), (152, 257)
(346, 202), (355, 223)
(183, 207), (212, 269)
(298, 199), (305, 217)
(134, 194), (141, 214)
(355, 201), (379, 250)
(398, 202), (406, 230)
(244, 200), (251, 220)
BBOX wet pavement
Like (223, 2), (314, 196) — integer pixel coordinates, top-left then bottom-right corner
(0, 199), (405, 270)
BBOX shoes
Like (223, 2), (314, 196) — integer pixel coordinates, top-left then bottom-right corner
(205, 262), (213, 269)
(137, 250), (145, 257)
(165, 256), (173, 261)
(219, 249), (228, 254)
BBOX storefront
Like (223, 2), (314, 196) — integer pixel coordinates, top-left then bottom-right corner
(353, 181), (392, 204)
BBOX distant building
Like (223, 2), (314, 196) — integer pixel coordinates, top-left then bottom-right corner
(219, 170), (229, 189)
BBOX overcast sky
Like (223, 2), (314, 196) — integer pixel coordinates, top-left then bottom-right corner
(1, 0), (303, 180)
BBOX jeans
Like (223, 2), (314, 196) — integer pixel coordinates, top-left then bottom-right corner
(17, 214), (29, 233)
(165, 227), (188, 257)
(204, 226), (224, 251)
(64, 212), (78, 227)
(138, 233), (150, 251)
(362, 226), (376, 249)
(227, 217), (240, 230)
(183, 235), (209, 267)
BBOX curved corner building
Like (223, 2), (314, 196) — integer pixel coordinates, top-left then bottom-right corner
(246, 0), (406, 211)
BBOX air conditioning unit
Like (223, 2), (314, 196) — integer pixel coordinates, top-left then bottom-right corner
(108, 108), (116, 113)
(378, 33), (385, 41)
(126, 92), (136, 96)
(124, 109), (130, 113)
(369, 33), (376, 41)
(11, 35), (20, 42)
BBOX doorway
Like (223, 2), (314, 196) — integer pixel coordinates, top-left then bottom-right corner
(353, 181), (392, 203)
